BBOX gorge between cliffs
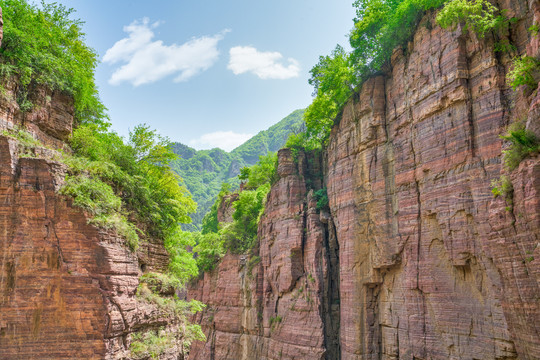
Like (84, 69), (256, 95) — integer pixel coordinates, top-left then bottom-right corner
(1, 0), (540, 359)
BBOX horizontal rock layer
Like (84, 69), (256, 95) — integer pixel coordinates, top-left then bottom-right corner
(0, 133), (183, 359)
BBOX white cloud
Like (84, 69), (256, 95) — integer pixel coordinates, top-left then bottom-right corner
(189, 131), (253, 152)
(227, 46), (300, 79)
(103, 18), (228, 86)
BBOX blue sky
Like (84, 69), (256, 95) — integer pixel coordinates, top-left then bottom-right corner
(55, 0), (356, 151)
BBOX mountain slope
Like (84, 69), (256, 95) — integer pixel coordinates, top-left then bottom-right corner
(170, 109), (304, 229)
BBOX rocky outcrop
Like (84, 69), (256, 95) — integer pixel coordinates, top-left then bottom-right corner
(0, 133), (185, 359)
(0, 136), (157, 358)
(188, 149), (337, 359)
(0, 14), (185, 356)
(188, 2), (540, 359)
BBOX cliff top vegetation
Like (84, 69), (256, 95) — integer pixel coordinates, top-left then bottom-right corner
(0, 0), (107, 125)
(296, 0), (515, 148)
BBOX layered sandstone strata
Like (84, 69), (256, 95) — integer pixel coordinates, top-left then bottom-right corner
(188, 2), (540, 359)
(0, 135), (175, 359)
(0, 26), (184, 358)
(188, 149), (337, 359)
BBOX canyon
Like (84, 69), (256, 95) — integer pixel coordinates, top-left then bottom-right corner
(0, 1), (539, 359)
(187, 1), (540, 359)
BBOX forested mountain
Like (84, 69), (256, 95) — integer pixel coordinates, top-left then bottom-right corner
(170, 109), (304, 229)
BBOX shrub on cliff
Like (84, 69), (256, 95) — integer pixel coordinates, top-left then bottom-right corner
(500, 122), (540, 170)
(303, 45), (357, 146)
(0, 0), (107, 125)
(436, 0), (506, 37)
(507, 55), (540, 91)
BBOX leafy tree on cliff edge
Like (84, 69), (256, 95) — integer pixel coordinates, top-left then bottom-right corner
(0, 0), (107, 126)
(302, 0), (448, 145)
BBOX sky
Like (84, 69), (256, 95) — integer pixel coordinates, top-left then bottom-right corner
(54, 0), (357, 151)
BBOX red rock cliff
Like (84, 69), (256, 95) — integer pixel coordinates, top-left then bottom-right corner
(0, 13), (186, 359)
(188, 2), (540, 359)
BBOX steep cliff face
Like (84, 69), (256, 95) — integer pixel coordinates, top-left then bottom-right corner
(188, 149), (336, 359)
(188, 2), (540, 360)
(0, 18), (184, 359)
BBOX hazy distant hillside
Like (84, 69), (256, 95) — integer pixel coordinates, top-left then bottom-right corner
(171, 109), (305, 229)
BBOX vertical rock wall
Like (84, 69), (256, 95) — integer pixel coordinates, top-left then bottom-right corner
(188, 149), (338, 359)
(0, 133), (181, 359)
(188, 2), (540, 359)
(326, 3), (539, 358)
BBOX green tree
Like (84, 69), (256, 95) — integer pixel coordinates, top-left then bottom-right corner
(0, 0), (107, 125)
(304, 45), (357, 145)
(65, 123), (197, 283)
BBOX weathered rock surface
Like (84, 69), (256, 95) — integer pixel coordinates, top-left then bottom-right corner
(0, 134), (184, 359)
(0, 16), (185, 355)
(188, 149), (336, 360)
(0, 102), (185, 359)
(188, 3), (540, 360)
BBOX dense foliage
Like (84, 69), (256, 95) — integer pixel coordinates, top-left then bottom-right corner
(193, 152), (278, 272)
(170, 109), (304, 229)
(62, 124), (198, 282)
(436, 0), (505, 37)
(300, 0), (516, 146)
(507, 55), (540, 90)
(303, 45), (356, 146)
(0, 0), (107, 125)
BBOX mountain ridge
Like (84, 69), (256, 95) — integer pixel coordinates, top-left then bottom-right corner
(170, 109), (305, 229)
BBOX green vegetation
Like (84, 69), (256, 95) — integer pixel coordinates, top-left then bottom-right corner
(193, 152), (277, 273)
(350, 0), (446, 77)
(300, 0), (449, 145)
(60, 174), (140, 250)
(231, 109), (305, 164)
(137, 275), (205, 317)
(491, 175), (513, 199)
(500, 122), (540, 171)
(270, 315), (283, 331)
(132, 274), (206, 358)
(238, 151), (278, 189)
(492, 122), (539, 209)
(314, 187), (329, 210)
(61, 124), (197, 268)
(247, 255), (261, 277)
(507, 55), (540, 90)
(304, 45), (356, 146)
(298, 0), (517, 147)
(529, 24), (540, 37)
(130, 329), (176, 360)
(1, 125), (48, 158)
(0, 0), (107, 125)
(170, 109), (304, 230)
(436, 0), (506, 37)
